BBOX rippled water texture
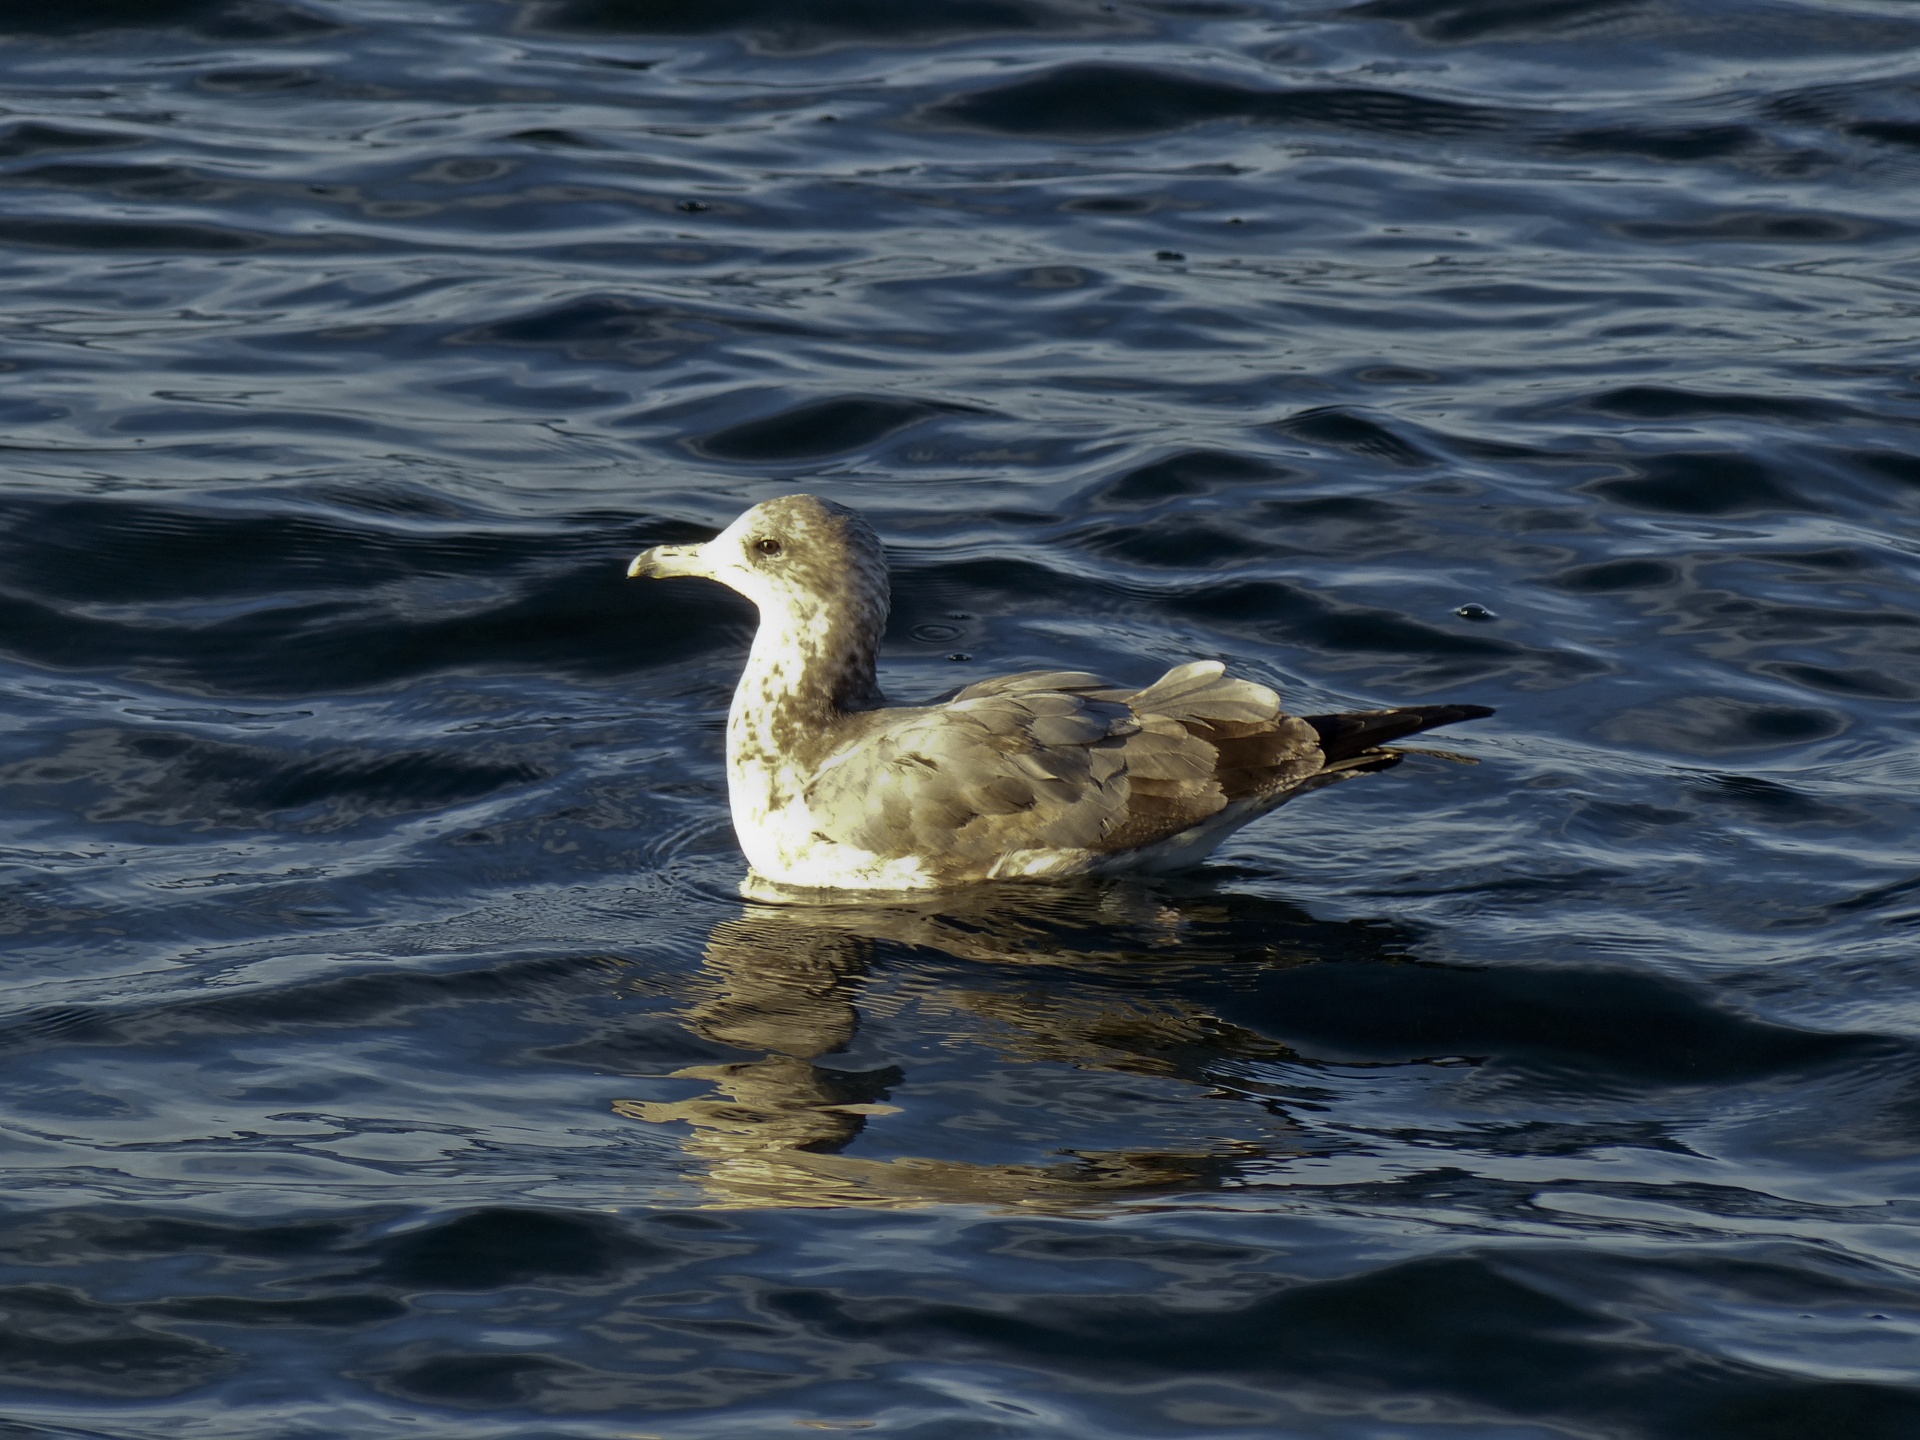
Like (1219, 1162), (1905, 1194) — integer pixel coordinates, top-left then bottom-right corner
(1, 0), (1919, 1435)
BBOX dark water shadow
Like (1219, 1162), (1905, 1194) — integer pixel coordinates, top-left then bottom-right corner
(927, 61), (1508, 139)
(0, 493), (723, 694)
(526, 0), (1140, 52)
(0, 0), (342, 40)
(1345, 0), (1647, 43)
(686, 394), (984, 462)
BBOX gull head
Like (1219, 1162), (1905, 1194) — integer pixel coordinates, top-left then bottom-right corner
(628, 493), (888, 622)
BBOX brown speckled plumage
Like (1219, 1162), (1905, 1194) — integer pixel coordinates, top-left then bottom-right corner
(630, 494), (1493, 891)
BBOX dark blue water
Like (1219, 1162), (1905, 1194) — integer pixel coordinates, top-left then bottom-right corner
(1, 1), (1918, 1435)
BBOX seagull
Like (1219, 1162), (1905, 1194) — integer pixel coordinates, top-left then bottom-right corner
(630, 494), (1492, 892)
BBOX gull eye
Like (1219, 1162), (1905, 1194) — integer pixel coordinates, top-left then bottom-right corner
(753, 537), (783, 558)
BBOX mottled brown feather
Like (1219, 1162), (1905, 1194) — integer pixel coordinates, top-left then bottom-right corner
(798, 662), (1495, 879)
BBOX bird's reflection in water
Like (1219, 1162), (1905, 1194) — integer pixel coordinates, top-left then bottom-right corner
(616, 879), (1387, 1210)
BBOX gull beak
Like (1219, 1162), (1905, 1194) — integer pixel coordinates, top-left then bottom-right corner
(628, 542), (708, 580)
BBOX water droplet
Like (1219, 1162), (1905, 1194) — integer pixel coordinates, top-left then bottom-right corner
(1455, 603), (1496, 621)
(676, 199), (709, 213)
(947, 652), (972, 663)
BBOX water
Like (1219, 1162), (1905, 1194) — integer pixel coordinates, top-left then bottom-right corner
(0, 0), (1917, 1434)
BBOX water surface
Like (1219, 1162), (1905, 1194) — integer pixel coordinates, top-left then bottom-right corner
(1, 0), (1918, 1435)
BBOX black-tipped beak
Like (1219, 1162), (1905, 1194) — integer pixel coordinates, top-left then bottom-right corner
(627, 542), (707, 580)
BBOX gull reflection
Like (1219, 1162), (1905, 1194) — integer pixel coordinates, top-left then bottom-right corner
(615, 880), (1350, 1210)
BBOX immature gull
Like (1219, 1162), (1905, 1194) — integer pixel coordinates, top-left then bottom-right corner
(629, 494), (1492, 891)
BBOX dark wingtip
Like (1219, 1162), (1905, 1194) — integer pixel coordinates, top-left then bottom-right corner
(1304, 703), (1495, 763)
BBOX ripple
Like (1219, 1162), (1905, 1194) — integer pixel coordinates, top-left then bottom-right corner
(1171, 576), (1593, 684)
(0, 217), (271, 252)
(1850, 120), (1920, 151)
(1347, 0), (1646, 42)
(196, 66), (326, 93)
(1599, 695), (1849, 754)
(0, 1286), (230, 1395)
(1549, 558), (1682, 593)
(1574, 385), (1857, 422)
(374, 1208), (669, 1291)
(1758, 661), (1917, 701)
(1615, 209), (1882, 244)
(1272, 405), (1437, 468)
(5, 162), (235, 201)
(1096, 449), (1292, 504)
(1554, 123), (1762, 163)
(1586, 453), (1814, 516)
(0, 495), (714, 692)
(0, 728), (547, 831)
(456, 294), (809, 363)
(0, 122), (139, 159)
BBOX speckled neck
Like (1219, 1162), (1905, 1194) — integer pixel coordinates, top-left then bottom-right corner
(728, 578), (888, 777)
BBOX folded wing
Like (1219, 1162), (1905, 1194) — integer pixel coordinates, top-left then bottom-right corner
(803, 661), (1331, 867)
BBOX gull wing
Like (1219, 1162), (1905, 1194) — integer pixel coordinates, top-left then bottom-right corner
(804, 662), (1328, 870)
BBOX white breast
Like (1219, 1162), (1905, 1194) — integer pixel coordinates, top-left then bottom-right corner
(725, 738), (933, 891)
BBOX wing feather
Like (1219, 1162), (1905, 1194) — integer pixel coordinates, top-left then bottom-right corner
(804, 660), (1331, 875)
(799, 660), (1491, 877)
(951, 670), (1113, 700)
